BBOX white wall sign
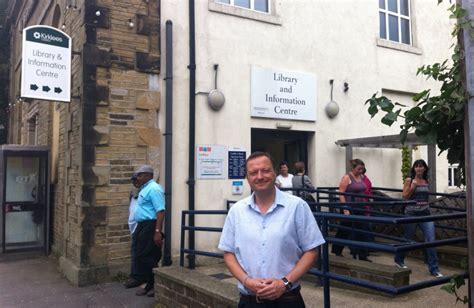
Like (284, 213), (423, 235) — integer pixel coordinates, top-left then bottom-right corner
(21, 25), (71, 102)
(197, 145), (227, 179)
(251, 66), (316, 121)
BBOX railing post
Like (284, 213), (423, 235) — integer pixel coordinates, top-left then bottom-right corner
(322, 218), (331, 308)
(180, 211), (186, 267)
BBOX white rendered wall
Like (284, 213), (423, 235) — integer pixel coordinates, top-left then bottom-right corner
(159, 0), (456, 257)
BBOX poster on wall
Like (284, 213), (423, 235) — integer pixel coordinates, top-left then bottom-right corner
(5, 156), (39, 203)
(251, 66), (317, 121)
(228, 147), (246, 179)
(196, 145), (227, 179)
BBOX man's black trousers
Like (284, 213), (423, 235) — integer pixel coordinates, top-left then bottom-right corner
(130, 220), (162, 286)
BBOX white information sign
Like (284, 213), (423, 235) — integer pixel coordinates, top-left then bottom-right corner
(196, 145), (227, 179)
(251, 66), (317, 121)
(21, 25), (71, 102)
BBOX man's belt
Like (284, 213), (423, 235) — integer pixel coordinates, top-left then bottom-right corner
(239, 285), (301, 303)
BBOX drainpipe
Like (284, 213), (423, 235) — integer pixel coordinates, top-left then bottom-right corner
(162, 20), (173, 267)
(187, 0), (196, 269)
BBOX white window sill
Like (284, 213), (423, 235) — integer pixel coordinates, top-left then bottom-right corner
(208, 2), (282, 25)
(376, 38), (422, 55)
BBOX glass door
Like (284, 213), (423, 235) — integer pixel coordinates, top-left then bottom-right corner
(2, 154), (48, 252)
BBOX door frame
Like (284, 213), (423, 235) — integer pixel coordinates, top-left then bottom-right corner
(0, 146), (50, 254)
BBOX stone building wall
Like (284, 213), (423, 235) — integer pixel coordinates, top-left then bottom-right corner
(5, 0), (162, 286)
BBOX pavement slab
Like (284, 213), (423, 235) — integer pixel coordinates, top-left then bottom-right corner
(0, 253), (154, 308)
(0, 250), (468, 308)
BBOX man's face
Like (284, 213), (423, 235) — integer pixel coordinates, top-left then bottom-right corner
(136, 173), (152, 186)
(132, 178), (139, 188)
(246, 155), (276, 194)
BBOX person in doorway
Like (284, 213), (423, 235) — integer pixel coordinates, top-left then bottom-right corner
(275, 161), (294, 194)
(123, 172), (141, 289)
(394, 159), (443, 278)
(291, 161), (316, 206)
(331, 159), (371, 261)
(219, 152), (325, 307)
(124, 165), (165, 297)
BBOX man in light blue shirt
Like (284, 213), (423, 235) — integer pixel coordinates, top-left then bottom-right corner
(124, 165), (165, 298)
(219, 152), (325, 306)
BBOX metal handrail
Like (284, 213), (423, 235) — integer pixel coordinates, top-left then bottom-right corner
(179, 197), (468, 308)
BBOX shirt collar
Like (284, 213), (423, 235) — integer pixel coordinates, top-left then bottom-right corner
(248, 187), (285, 214)
(140, 179), (154, 189)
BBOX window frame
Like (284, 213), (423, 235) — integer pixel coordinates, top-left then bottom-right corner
(379, 0), (412, 46)
(209, 0), (281, 25)
(216, 0), (271, 14)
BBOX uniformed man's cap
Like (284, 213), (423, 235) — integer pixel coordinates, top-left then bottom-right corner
(131, 172), (138, 180)
(136, 165), (154, 175)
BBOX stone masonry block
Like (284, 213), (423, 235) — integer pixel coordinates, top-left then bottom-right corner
(136, 91), (160, 110)
(83, 44), (111, 67)
(92, 125), (110, 145)
(83, 166), (110, 186)
(85, 6), (110, 29)
(136, 14), (159, 35)
(135, 52), (160, 73)
(84, 84), (110, 106)
(136, 127), (161, 147)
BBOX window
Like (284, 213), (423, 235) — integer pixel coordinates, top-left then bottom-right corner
(448, 164), (461, 188)
(209, 0), (280, 25)
(379, 0), (411, 45)
(216, 0), (269, 13)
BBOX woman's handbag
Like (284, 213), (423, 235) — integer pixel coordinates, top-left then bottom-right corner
(301, 174), (315, 203)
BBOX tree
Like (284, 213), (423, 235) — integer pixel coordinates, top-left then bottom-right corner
(367, 3), (469, 303)
(365, 3), (468, 185)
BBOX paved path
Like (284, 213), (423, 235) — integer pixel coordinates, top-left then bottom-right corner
(197, 251), (468, 308)
(0, 253), (154, 308)
(0, 251), (468, 308)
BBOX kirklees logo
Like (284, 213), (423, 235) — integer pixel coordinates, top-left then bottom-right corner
(25, 26), (69, 48)
(32, 31), (63, 44)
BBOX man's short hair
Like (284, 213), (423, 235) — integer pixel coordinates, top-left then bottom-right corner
(136, 164), (154, 175)
(245, 151), (275, 173)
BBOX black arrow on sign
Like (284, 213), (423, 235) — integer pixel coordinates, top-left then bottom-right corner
(42, 86), (51, 92)
(30, 84), (38, 91)
(54, 87), (62, 94)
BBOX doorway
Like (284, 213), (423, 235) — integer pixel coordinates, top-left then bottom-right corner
(0, 147), (49, 254)
(251, 128), (312, 175)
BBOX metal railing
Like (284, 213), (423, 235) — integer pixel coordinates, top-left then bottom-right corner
(179, 188), (468, 308)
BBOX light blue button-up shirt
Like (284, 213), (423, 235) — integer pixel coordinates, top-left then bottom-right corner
(218, 188), (325, 295)
(134, 179), (165, 222)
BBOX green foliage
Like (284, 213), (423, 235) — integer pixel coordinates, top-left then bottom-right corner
(365, 3), (469, 185)
(367, 2), (470, 302)
(400, 146), (411, 183)
(440, 257), (469, 305)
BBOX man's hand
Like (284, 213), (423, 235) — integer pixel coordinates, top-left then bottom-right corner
(256, 278), (286, 300)
(154, 231), (163, 246)
(244, 277), (266, 294)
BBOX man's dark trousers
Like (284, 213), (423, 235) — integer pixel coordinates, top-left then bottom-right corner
(131, 220), (162, 287)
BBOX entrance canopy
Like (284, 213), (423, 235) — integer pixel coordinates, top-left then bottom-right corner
(335, 133), (437, 192)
